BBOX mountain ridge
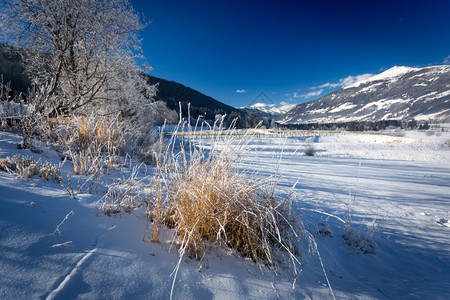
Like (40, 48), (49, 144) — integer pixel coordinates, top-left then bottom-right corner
(281, 65), (450, 125)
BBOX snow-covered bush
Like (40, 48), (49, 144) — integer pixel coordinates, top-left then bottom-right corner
(12, 83), (57, 151)
(383, 128), (405, 137)
(304, 145), (316, 156)
(2, 80), (162, 180)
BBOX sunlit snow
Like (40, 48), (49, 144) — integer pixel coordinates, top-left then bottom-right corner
(1, 128), (449, 299)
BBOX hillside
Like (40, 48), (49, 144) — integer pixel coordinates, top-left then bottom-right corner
(281, 65), (450, 125)
(144, 74), (244, 122)
(0, 44), (29, 93)
(0, 44), (251, 125)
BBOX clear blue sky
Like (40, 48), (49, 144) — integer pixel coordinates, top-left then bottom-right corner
(131, 0), (450, 108)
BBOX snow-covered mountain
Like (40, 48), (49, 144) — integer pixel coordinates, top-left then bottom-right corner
(240, 102), (296, 120)
(281, 65), (450, 125)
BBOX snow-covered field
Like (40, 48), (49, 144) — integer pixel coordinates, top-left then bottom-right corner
(1, 129), (449, 299)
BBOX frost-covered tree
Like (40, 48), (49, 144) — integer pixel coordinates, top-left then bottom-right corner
(0, 0), (154, 118)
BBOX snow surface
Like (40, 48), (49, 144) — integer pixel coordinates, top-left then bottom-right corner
(1, 129), (450, 299)
(328, 103), (357, 113)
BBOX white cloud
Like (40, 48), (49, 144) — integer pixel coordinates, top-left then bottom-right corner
(250, 102), (276, 109)
(444, 55), (450, 64)
(290, 72), (377, 102)
(311, 82), (340, 89)
(278, 102), (296, 112)
(339, 73), (374, 87)
(309, 73), (374, 91)
(298, 89), (324, 99)
(235, 89), (247, 93)
(247, 102), (295, 114)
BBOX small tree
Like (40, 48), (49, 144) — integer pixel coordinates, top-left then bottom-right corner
(407, 118), (417, 130)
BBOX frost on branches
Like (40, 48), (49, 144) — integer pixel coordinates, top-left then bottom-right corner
(3, 1), (172, 144)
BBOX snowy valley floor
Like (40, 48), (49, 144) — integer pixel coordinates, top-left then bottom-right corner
(0, 129), (449, 299)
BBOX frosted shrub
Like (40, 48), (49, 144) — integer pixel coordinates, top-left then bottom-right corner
(0, 154), (62, 182)
(0, 79), (22, 132)
(383, 128), (405, 137)
(9, 84), (56, 151)
(303, 145), (316, 156)
(70, 149), (103, 176)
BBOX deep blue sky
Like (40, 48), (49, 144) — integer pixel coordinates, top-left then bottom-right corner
(131, 0), (450, 108)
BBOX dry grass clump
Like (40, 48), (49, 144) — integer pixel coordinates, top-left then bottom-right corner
(149, 120), (306, 270)
(386, 139), (402, 144)
(71, 116), (124, 175)
(73, 116), (125, 154)
(48, 115), (125, 175)
(0, 154), (62, 182)
(161, 156), (298, 264)
(343, 221), (377, 254)
(341, 205), (380, 255)
(97, 165), (149, 215)
(70, 149), (103, 175)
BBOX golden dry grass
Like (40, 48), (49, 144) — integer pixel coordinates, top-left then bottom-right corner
(48, 116), (124, 154)
(47, 116), (125, 175)
(0, 154), (61, 182)
(149, 121), (305, 267)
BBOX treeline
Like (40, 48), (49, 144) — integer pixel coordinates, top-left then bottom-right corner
(277, 119), (433, 131)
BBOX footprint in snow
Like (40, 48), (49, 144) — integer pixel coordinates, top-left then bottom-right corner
(51, 241), (73, 248)
(437, 218), (449, 227)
